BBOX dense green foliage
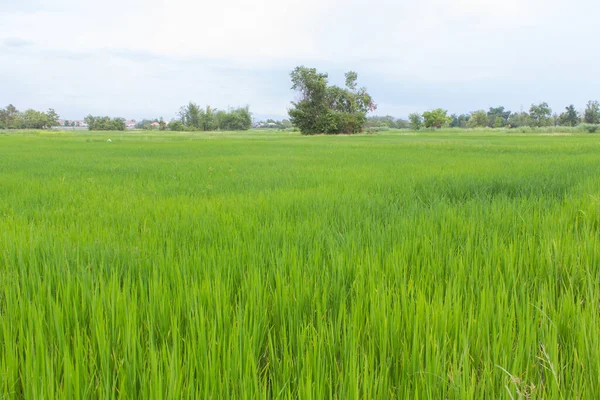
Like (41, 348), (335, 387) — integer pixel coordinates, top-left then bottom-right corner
(1, 130), (599, 398)
(584, 100), (600, 124)
(422, 108), (451, 128)
(408, 112), (423, 130)
(468, 110), (488, 128)
(559, 105), (580, 127)
(177, 103), (252, 131)
(0, 104), (59, 129)
(288, 66), (376, 134)
(364, 115), (409, 130)
(414, 101), (600, 131)
(528, 102), (553, 127)
(450, 113), (471, 128)
(168, 120), (185, 131)
(84, 115), (126, 131)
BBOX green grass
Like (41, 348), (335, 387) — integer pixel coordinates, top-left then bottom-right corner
(1, 129), (599, 398)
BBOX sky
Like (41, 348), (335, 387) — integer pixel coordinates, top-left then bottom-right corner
(1, 0), (600, 121)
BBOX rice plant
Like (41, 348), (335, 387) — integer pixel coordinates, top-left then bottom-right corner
(1, 130), (599, 398)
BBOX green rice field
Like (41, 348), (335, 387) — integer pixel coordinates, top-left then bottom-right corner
(1, 130), (599, 398)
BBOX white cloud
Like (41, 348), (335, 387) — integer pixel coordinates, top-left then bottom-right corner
(2, 0), (600, 119)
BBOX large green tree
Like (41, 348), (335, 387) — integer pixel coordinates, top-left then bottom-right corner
(583, 100), (600, 124)
(0, 105), (59, 129)
(449, 113), (470, 128)
(0, 104), (20, 129)
(408, 113), (423, 130)
(559, 105), (580, 126)
(84, 115), (126, 131)
(178, 103), (251, 131)
(288, 66), (376, 134)
(487, 106), (510, 127)
(468, 110), (488, 128)
(422, 108), (451, 129)
(44, 108), (60, 128)
(507, 111), (529, 128)
(180, 102), (202, 129)
(218, 107), (252, 130)
(528, 102), (552, 127)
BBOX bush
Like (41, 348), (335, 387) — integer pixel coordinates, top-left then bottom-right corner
(169, 120), (185, 131)
(84, 115), (126, 131)
(579, 123), (599, 133)
(374, 126), (390, 132)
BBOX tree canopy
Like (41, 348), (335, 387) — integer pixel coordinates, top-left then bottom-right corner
(84, 116), (126, 131)
(559, 105), (580, 127)
(408, 113), (423, 130)
(288, 66), (376, 135)
(0, 104), (59, 129)
(468, 110), (488, 128)
(178, 103), (252, 131)
(528, 102), (552, 127)
(422, 108), (451, 129)
(584, 100), (600, 124)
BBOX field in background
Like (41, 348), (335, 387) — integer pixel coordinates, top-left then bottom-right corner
(1, 130), (599, 398)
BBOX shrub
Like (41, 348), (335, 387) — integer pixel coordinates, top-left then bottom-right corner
(579, 123), (599, 133)
(169, 120), (185, 131)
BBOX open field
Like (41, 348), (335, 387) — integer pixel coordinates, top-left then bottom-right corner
(1, 129), (599, 398)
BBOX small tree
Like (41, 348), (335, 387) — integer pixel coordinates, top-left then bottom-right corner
(584, 100), (600, 124)
(493, 116), (504, 128)
(84, 115), (125, 131)
(169, 120), (185, 131)
(559, 105), (580, 126)
(422, 108), (451, 129)
(468, 110), (488, 128)
(487, 106), (510, 127)
(46, 108), (60, 128)
(0, 104), (20, 129)
(408, 113), (423, 130)
(507, 111), (529, 128)
(529, 102), (552, 127)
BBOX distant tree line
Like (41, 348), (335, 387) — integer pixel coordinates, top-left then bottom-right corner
(171, 103), (252, 131)
(0, 104), (60, 129)
(5, 80), (600, 135)
(84, 115), (126, 131)
(364, 116), (409, 130)
(407, 101), (600, 132)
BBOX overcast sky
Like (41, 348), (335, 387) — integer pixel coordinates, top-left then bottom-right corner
(1, 0), (599, 120)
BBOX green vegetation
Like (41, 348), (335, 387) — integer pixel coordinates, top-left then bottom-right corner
(84, 115), (127, 131)
(0, 104), (59, 129)
(288, 66), (376, 134)
(364, 115), (409, 130)
(584, 100), (600, 124)
(422, 108), (451, 128)
(1, 129), (599, 398)
(177, 103), (252, 131)
(559, 105), (580, 127)
(408, 112), (424, 130)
